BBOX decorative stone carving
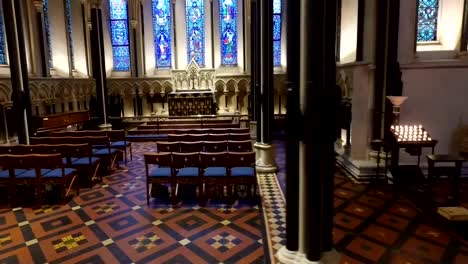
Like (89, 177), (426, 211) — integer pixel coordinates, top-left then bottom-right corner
(172, 58), (215, 91)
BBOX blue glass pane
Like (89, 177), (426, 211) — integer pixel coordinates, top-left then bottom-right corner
(65, 0), (74, 69)
(0, 11), (7, 64)
(44, 0), (53, 68)
(112, 46), (130, 71)
(109, 0), (130, 72)
(273, 0), (281, 66)
(273, 0), (281, 14)
(273, 41), (281, 66)
(273, 14), (281, 40)
(417, 0), (439, 42)
(186, 0), (205, 66)
(152, 0), (172, 68)
(110, 0), (128, 20)
(219, 0), (237, 65)
(110, 20), (129, 45)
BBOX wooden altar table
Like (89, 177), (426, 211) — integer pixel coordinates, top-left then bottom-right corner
(168, 90), (214, 116)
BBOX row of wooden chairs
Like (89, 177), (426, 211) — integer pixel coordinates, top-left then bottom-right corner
(168, 133), (250, 142)
(0, 143), (102, 191)
(157, 140), (252, 153)
(47, 130), (132, 163)
(0, 154), (79, 206)
(138, 127), (249, 134)
(144, 151), (256, 206)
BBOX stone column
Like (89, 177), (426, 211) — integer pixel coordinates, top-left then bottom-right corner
(89, 0), (110, 128)
(3, 0), (32, 144)
(254, 0), (276, 173)
(81, 0), (92, 76)
(249, 0), (260, 139)
(33, 0), (50, 77)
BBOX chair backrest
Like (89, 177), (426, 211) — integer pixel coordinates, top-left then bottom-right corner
(50, 130), (107, 137)
(30, 137), (52, 145)
(200, 152), (228, 168)
(180, 141), (204, 153)
(230, 128), (250, 134)
(186, 134), (208, 142)
(228, 151), (256, 167)
(168, 134), (187, 142)
(229, 133), (251, 141)
(5, 154), (63, 170)
(209, 128), (230, 134)
(203, 141), (227, 152)
(144, 152), (172, 167)
(157, 142), (180, 152)
(227, 140), (253, 152)
(172, 152), (200, 168)
(206, 133), (228, 142)
(107, 130), (126, 141)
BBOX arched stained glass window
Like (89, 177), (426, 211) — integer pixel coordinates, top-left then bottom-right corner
(417, 0), (439, 42)
(109, 0), (130, 71)
(152, 0), (172, 68)
(219, 0), (237, 65)
(273, 0), (281, 66)
(0, 8), (7, 65)
(44, 0), (53, 68)
(186, 0), (205, 66)
(65, 0), (74, 69)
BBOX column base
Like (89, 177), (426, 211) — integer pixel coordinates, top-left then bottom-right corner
(249, 121), (257, 140)
(278, 247), (340, 264)
(98, 123), (112, 131)
(254, 142), (277, 173)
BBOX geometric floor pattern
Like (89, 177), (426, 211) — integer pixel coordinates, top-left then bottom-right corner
(274, 139), (468, 264)
(0, 142), (265, 263)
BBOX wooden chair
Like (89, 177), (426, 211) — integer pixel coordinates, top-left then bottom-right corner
(108, 130), (132, 164)
(168, 134), (187, 142)
(172, 152), (201, 205)
(206, 133), (228, 142)
(227, 151), (257, 198)
(186, 134), (208, 142)
(229, 133), (251, 141)
(144, 152), (174, 205)
(230, 128), (250, 134)
(157, 141), (180, 152)
(180, 141), (204, 153)
(227, 140), (253, 152)
(204, 141), (228, 152)
(200, 152), (229, 203)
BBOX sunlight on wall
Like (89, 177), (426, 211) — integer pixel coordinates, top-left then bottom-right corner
(339, 0), (358, 64)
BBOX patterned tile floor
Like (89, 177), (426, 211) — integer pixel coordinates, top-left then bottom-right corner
(273, 139), (468, 264)
(0, 143), (266, 263)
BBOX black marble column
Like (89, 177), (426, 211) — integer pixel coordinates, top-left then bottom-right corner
(33, 1), (50, 77)
(259, 0), (273, 144)
(356, 0), (365, 61)
(373, 0), (402, 142)
(305, 0), (337, 260)
(461, 0), (468, 52)
(90, 3), (109, 125)
(3, 0), (32, 144)
(250, 0), (261, 140)
(285, 0), (300, 252)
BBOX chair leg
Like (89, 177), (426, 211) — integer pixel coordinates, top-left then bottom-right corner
(146, 182), (150, 206)
(130, 145), (133, 160)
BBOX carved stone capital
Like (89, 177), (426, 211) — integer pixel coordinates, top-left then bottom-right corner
(89, 0), (103, 8)
(80, 0), (88, 4)
(130, 20), (138, 28)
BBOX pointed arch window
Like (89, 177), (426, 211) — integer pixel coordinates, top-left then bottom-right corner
(186, 0), (205, 66)
(0, 6), (7, 65)
(109, 0), (131, 71)
(44, 0), (53, 68)
(219, 0), (237, 65)
(417, 0), (440, 42)
(152, 0), (172, 68)
(65, 0), (75, 69)
(273, 0), (282, 66)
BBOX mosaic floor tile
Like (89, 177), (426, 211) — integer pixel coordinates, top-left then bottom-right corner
(401, 237), (445, 263)
(345, 237), (387, 263)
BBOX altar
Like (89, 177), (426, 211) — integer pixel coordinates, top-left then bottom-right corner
(167, 58), (216, 116)
(168, 90), (213, 116)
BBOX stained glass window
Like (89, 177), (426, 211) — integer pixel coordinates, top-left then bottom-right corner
(109, 0), (130, 71)
(186, 0), (205, 66)
(417, 0), (439, 42)
(44, 0), (53, 68)
(219, 0), (237, 65)
(273, 0), (281, 66)
(0, 8), (7, 65)
(65, 0), (74, 69)
(152, 0), (172, 68)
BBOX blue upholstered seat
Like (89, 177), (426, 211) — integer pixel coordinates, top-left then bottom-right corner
(176, 167), (199, 177)
(0, 170), (9, 178)
(43, 168), (77, 178)
(231, 167), (255, 177)
(71, 157), (100, 166)
(16, 169), (52, 178)
(111, 141), (131, 147)
(204, 167), (227, 177)
(148, 167), (172, 177)
(92, 148), (119, 156)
